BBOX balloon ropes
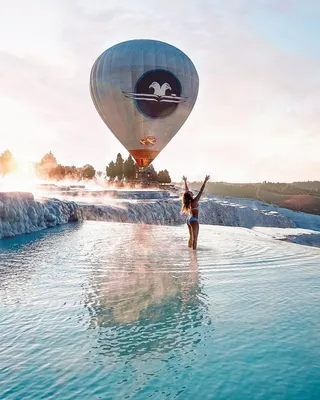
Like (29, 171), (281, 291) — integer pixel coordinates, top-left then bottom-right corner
(90, 39), (199, 168)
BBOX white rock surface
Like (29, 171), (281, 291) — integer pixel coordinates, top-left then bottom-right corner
(80, 198), (295, 228)
(2, 191), (320, 246)
(0, 192), (82, 239)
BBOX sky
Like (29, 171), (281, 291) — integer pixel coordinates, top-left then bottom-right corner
(0, 0), (319, 183)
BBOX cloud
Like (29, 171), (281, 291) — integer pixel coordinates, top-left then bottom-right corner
(0, 0), (319, 181)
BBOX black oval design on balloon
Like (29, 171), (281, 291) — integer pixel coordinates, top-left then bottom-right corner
(134, 69), (182, 119)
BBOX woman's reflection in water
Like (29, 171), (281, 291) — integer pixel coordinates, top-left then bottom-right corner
(85, 224), (211, 358)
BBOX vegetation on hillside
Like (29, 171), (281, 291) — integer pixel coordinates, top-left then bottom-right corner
(187, 181), (320, 215)
(0, 149), (171, 185)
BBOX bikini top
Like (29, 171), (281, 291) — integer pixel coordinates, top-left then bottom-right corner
(191, 205), (199, 211)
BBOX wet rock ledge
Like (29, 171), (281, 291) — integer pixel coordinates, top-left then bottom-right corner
(0, 192), (82, 239)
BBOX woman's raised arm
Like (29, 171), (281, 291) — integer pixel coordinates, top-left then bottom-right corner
(182, 176), (189, 192)
(194, 175), (210, 202)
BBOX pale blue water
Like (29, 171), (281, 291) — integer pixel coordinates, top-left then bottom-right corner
(0, 222), (319, 399)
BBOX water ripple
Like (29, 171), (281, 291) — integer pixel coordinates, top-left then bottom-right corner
(0, 222), (319, 399)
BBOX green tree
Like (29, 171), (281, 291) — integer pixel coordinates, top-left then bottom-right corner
(123, 155), (136, 180)
(147, 164), (158, 181)
(36, 151), (58, 178)
(157, 169), (171, 183)
(52, 164), (66, 180)
(0, 150), (16, 175)
(115, 153), (124, 180)
(40, 151), (57, 169)
(82, 164), (96, 179)
(106, 161), (117, 180)
(68, 166), (81, 180)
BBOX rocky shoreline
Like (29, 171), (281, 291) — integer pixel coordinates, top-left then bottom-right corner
(0, 192), (82, 239)
(0, 191), (298, 239)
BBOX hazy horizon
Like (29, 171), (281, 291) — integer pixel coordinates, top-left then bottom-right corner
(1, 0), (319, 183)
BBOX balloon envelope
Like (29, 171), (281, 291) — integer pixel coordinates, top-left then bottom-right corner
(90, 39), (199, 167)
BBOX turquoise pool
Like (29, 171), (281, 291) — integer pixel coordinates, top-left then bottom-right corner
(0, 222), (319, 399)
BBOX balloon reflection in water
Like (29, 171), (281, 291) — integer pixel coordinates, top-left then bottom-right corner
(84, 225), (211, 358)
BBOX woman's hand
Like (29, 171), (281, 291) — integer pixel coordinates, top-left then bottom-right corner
(182, 176), (187, 182)
(204, 175), (210, 182)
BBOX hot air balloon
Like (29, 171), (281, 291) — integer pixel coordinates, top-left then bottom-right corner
(90, 39), (199, 168)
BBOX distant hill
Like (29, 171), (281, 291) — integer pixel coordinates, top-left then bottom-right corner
(181, 181), (320, 216)
(292, 181), (320, 191)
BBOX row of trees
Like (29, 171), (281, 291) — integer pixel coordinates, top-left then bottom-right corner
(106, 153), (136, 181)
(35, 151), (96, 180)
(0, 149), (172, 184)
(260, 181), (319, 196)
(0, 149), (98, 180)
(106, 153), (171, 183)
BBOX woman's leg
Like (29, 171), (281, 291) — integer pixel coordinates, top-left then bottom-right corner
(187, 223), (193, 248)
(190, 221), (199, 250)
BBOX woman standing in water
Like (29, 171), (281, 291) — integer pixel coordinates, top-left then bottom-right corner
(181, 175), (210, 250)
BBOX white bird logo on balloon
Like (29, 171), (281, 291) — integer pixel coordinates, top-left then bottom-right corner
(123, 81), (187, 103)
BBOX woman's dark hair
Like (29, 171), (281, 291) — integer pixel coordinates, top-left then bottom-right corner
(181, 191), (193, 214)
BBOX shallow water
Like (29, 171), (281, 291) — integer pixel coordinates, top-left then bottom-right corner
(0, 222), (319, 399)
